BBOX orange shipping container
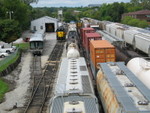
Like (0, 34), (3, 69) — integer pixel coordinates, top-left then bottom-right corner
(90, 40), (116, 67)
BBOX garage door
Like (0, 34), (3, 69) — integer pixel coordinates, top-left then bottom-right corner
(45, 23), (55, 32)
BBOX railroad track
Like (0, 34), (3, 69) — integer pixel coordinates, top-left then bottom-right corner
(23, 42), (65, 113)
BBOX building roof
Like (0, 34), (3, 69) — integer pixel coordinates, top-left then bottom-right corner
(31, 16), (58, 23)
(125, 10), (150, 15)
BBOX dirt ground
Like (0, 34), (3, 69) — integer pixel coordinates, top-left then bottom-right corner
(0, 32), (57, 113)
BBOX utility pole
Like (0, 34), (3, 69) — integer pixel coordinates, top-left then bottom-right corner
(6, 11), (13, 20)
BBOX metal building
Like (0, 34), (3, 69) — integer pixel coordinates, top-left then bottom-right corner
(30, 16), (58, 32)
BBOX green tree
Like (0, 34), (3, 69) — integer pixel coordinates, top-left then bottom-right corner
(121, 16), (149, 28)
(64, 10), (77, 22)
(0, 19), (21, 42)
(3, 0), (31, 30)
(130, 0), (150, 9)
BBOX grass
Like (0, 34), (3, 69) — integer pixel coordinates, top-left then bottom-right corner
(0, 78), (9, 101)
(0, 52), (20, 72)
(14, 43), (29, 50)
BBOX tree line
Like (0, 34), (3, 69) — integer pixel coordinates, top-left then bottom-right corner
(0, 0), (150, 43)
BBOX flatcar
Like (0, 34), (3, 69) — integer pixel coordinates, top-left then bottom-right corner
(97, 62), (150, 113)
(56, 26), (66, 40)
(29, 32), (44, 55)
(49, 57), (100, 113)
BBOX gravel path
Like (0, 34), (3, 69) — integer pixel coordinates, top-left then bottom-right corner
(0, 33), (57, 113)
(0, 52), (32, 113)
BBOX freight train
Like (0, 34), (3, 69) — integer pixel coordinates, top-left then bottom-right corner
(29, 30), (45, 55)
(79, 18), (150, 113)
(48, 21), (150, 113)
(83, 17), (150, 57)
(78, 22), (116, 78)
(49, 25), (100, 112)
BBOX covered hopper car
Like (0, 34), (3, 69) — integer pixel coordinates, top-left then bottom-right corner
(49, 57), (100, 113)
(97, 62), (150, 113)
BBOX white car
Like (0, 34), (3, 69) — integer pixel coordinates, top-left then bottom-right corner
(0, 45), (15, 54)
(0, 52), (9, 58)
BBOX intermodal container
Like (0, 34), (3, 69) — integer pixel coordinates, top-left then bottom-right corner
(84, 32), (102, 50)
(90, 40), (116, 68)
(80, 27), (95, 45)
(84, 32), (102, 58)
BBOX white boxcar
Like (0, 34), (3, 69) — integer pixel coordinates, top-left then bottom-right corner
(49, 57), (100, 113)
(97, 62), (150, 113)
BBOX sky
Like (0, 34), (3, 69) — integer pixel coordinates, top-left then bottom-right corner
(30, 0), (131, 7)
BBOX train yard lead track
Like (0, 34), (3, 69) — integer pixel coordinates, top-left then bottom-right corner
(23, 42), (65, 113)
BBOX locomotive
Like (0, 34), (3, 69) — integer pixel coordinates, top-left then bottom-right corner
(56, 26), (66, 40)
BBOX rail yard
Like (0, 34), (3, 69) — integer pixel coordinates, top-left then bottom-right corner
(0, 18), (150, 113)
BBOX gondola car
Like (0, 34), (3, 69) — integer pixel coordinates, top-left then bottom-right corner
(29, 32), (44, 55)
(56, 26), (66, 40)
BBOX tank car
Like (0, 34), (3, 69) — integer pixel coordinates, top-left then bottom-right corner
(97, 62), (150, 113)
(29, 31), (45, 55)
(49, 57), (100, 113)
(67, 43), (80, 59)
(127, 57), (150, 89)
(56, 26), (66, 40)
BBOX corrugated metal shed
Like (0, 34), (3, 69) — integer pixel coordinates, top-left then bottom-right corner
(30, 16), (58, 32)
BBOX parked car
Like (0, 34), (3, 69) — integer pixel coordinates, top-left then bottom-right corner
(0, 52), (9, 58)
(0, 45), (15, 54)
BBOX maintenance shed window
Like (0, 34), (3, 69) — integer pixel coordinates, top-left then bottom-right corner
(40, 26), (43, 29)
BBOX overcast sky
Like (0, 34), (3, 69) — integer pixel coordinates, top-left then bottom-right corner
(30, 0), (131, 7)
